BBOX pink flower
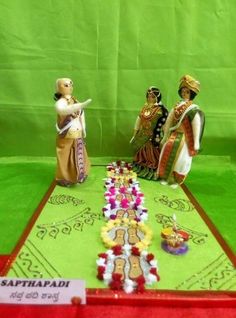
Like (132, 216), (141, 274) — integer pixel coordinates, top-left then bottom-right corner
(121, 198), (129, 208)
(119, 186), (126, 194)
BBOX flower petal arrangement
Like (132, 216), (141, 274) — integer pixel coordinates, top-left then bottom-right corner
(103, 206), (148, 222)
(96, 161), (160, 293)
(100, 218), (152, 251)
(105, 177), (140, 191)
(106, 161), (137, 180)
(96, 245), (160, 293)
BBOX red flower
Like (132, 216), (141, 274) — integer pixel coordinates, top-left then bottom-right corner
(112, 245), (123, 255)
(146, 253), (155, 262)
(136, 283), (145, 293)
(136, 275), (145, 285)
(131, 246), (140, 256)
(150, 267), (157, 276)
(135, 275), (146, 293)
(112, 272), (122, 281)
(109, 280), (122, 290)
(110, 272), (123, 290)
(149, 268), (160, 281)
(97, 266), (105, 280)
(98, 253), (108, 259)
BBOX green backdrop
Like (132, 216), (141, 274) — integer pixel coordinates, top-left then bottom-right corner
(0, 0), (236, 157)
(1, 0), (236, 159)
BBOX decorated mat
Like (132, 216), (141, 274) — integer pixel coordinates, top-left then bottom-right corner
(3, 165), (236, 299)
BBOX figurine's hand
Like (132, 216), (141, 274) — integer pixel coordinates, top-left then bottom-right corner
(55, 98), (92, 116)
(79, 98), (92, 108)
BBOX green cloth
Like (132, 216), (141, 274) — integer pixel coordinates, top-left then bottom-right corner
(5, 164), (236, 291)
(0, 158), (55, 254)
(1, 156), (236, 257)
(186, 155), (236, 254)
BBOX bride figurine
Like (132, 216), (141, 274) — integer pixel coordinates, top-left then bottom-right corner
(130, 86), (168, 180)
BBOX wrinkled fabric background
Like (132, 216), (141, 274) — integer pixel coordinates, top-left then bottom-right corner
(0, 0), (235, 159)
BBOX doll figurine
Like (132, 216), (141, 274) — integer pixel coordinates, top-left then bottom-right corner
(157, 75), (205, 187)
(130, 86), (168, 180)
(54, 78), (92, 186)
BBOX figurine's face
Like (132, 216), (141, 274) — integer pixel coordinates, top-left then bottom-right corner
(57, 78), (73, 96)
(147, 91), (156, 104)
(180, 87), (190, 100)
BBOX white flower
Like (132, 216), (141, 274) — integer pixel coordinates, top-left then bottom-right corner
(125, 278), (135, 287)
(106, 249), (114, 257)
(150, 260), (158, 267)
(123, 244), (131, 251)
(103, 273), (112, 285)
(104, 210), (111, 218)
(140, 213), (148, 221)
(146, 273), (157, 285)
(124, 279), (135, 294)
(104, 203), (111, 210)
(109, 254), (115, 261)
(96, 258), (106, 266)
(124, 285), (134, 293)
(123, 244), (131, 256)
(141, 250), (148, 257)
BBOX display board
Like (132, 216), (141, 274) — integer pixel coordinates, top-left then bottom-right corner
(3, 166), (236, 303)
